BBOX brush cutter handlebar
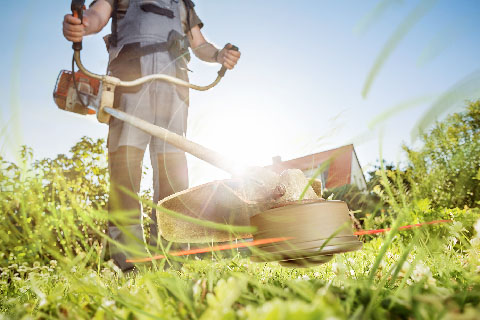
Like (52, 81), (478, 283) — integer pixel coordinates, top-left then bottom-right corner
(73, 46), (238, 91)
(72, 43), (238, 123)
(71, 0), (85, 51)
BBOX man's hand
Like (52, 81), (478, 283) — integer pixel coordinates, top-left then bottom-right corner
(217, 44), (241, 70)
(62, 0), (113, 43)
(63, 14), (89, 43)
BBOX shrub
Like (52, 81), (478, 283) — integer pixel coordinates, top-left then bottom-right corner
(0, 137), (109, 267)
(404, 100), (480, 208)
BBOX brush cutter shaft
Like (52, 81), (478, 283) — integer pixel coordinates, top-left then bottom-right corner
(72, 48), (247, 175)
(103, 107), (237, 174)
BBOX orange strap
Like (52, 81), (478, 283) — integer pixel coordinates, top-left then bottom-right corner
(127, 237), (293, 263)
(126, 220), (452, 263)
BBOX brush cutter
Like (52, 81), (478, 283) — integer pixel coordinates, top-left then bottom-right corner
(53, 0), (362, 267)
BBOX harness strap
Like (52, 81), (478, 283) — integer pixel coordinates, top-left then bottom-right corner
(140, 3), (174, 18)
(109, 42), (169, 70)
(109, 0), (119, 47)
(109, 30), (189, 70)
(183, 0), (195, 31)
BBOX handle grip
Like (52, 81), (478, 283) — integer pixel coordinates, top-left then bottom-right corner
(218, 44), (239, 77)
(71, 0), (86, 51)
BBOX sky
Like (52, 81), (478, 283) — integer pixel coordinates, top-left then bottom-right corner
(1, 0), (479, 187)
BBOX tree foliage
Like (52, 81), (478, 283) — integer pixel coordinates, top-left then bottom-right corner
(34, 136), (109, 209)
(0, 137), (109, 266)
(322, 184), (382, 217)
(404, 100), (480, 208)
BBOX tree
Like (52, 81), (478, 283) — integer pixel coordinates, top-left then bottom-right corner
(404, 100), (480, 208)
(34, 136), (109, 209)
(0, 137), (110, 265)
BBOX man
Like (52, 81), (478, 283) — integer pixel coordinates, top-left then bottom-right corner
(63, 0), (241, 271)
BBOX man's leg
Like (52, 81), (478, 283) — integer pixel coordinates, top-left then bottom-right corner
(150, 151), (189, 247)
(108, 145), (146, 272)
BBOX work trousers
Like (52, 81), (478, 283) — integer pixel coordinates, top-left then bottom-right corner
(108, 145), (188, 271)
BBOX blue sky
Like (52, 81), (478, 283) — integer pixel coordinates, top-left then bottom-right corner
(1, 0), (479, 186)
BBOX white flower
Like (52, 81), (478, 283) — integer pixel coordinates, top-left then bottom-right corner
(192, 279), (202, 297)
(397, 261), (410, 279)
(470, 237), (480, 248)
(410, 262), (436, 287)
(474, 219), (480, 235)
(332, 262), (345, 275)
(107, 260), (122, 275)
(313, 272), (320, 278)
(38, 297), (47, 307)
(101, 268), (114, 279)
(386, 251), (399, 260)
(102, 298), (115, 307)
(18, 266), (27, 273)
(411, 263), (431, 282)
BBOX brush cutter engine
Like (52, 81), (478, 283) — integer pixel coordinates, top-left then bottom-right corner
(53, 70), (100, 116)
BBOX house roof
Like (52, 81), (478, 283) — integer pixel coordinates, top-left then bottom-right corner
(266, 144), (356, 189)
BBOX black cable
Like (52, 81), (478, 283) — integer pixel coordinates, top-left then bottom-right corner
(72, 54), (89, 111)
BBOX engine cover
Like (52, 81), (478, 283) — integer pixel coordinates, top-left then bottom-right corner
(53, 70), (100, 115)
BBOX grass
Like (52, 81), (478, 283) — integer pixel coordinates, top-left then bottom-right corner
(1, 148), (479, 319)
(1, 230), (480, 319)
(1, 2), (480, 318)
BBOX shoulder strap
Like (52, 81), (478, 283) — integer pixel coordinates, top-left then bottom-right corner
(183, 0), (195, 9)
(182, 0), (195, 32)
(109, 0), (119, 47)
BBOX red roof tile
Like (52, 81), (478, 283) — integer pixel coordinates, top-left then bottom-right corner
(266, 145), (354, 189)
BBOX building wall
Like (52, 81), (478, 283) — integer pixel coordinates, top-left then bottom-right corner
(350, 152), (367, 191)
(324, 148), (352, 189)
(267, 145), (367, 191)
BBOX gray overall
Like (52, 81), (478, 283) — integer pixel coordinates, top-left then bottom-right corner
(108, 0), (189, 154)
(107, 0), (190, 271)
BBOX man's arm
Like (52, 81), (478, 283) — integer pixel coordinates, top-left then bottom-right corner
(187, 25), (241, 70)
(63, 0), (113, 42)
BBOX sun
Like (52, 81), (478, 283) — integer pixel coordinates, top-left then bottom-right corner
(186, 106), (288, 185)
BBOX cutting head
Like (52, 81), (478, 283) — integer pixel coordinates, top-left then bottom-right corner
(156, 167), (361, 267)
(157, 169), (320, 243)
(250, 200), (363, 267)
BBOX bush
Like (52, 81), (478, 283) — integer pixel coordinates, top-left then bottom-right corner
(322, 184), (382, 219)
(404, 100), (480, 208)
(0, 137), (109, 267)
